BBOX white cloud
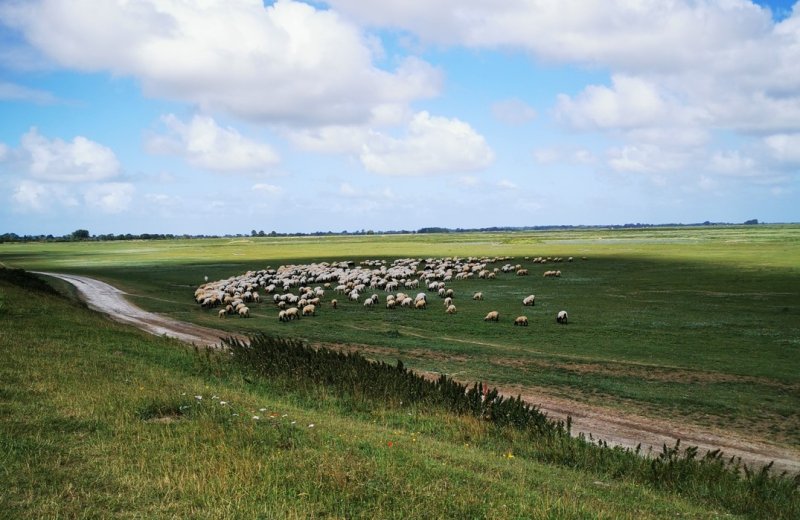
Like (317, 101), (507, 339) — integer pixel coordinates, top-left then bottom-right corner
(556, 75), (689, 131)
(491, 98), (536, 125)
(497, 179), (517, 189)
(11, 180), (79, 212)
(764, 133), (800, 164)
(338, 182), (360, 197)
(147, 114), (279, 172)
(12, 180), (48, 211)
(2, 0), (441, 126)
(83, 183), (134, 213)
(708, 151), (757, 177)
(607, 145), (691, 174)
(251, 183), (282, 195)
(0, 143), (8, 161)
(20, 128), (120, 182)
(0, 81), (58, 104)
(360, 111), (494, 176)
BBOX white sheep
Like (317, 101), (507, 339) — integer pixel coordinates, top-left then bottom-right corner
(238, 306), (250, 318)
(445, 304), (457, 314)
(415, 299), (427, 310)
(557, 310), (568, 324)
(302, 304), (316, 316)
(514, 316), (528, 326)
(473, 291), (483, 301)
(484, 310), (499, 322)
(522, 295), (536, 306)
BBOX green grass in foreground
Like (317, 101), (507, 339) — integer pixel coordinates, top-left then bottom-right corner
(1, 269), (799, 518)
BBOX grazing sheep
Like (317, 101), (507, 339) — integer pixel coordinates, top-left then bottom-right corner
(472, 291), (483, 301)
(445, 288), (454, 298)
(484, 311), (500, 322)
(445, 304), (457, 314)
(331, 299), (338, 309)
(443, 297), (453, 307)
(514, 316), (529, 326)
(218, 308), (227, 318)
(386, 299), (397, 309)
(516, 269), (528, 276)
(363, 298), (375, 307)
(285, 307), (300, 320)
(238, 306), (250, 318)
(401, 297), (413, 307)
(302, 304), (316, 316)
(522, 295), (536, 306)
(415, 299), (427, 310)
(278, 310), (287, 321)
(556, 310), (568, 324)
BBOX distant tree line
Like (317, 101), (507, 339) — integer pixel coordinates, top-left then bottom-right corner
(0, 219), (768, 243)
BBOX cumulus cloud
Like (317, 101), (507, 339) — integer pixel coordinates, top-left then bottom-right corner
(360, 111), (494, 176)
(19, 127), (120, 182)
(147, 114), (279, 172)
(708, 150), (758, 177)
(2, 0), (441, 126)
(12, 180), (49, 211)
(556, 75), (685, 131)
(764, 133), (800, 164)
(288, 110), (494, 176)
(490, 98), (536, 125)
(0, 142), (8, 161)
(83, 182), (135, 213)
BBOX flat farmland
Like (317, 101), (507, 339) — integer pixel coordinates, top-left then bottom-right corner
(3, 225), (799, 447)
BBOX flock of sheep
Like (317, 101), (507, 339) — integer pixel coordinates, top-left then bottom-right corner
(194, 255), (573, 328)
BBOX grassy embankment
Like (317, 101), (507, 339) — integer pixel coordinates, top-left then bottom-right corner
(2, 226), (799, 447)
(1, 268), (798, 518)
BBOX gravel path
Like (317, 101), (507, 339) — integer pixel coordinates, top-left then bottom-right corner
(39, 271), (800, 474)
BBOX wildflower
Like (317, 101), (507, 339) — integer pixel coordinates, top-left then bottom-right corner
(232, 413), (239, 416)
(387, 441), (394, 447)
(212, 395), (219, 400)
(219, 401), (228, 406)
(252, 416), (260, 420)
(291, 421), (297, 425)
(504, 452), (515, 459)
(194, 395), (202, 400)
(259, 408), (267, 412)
(308, 424), (315, 428)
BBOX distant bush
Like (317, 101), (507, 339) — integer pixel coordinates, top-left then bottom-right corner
(225, 334), (562, 437)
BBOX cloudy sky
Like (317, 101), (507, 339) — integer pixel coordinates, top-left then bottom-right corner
(1, 0), (798, 235)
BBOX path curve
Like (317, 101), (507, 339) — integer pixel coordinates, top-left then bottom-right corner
(38, 272), (800, 474)
(36, 272), (232, 347)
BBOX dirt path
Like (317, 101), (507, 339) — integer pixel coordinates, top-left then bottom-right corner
(36, 272), (232, 347)
(40, 272), (800, 474)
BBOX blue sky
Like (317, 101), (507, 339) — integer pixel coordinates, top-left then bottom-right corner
(1, 0), (798, 235)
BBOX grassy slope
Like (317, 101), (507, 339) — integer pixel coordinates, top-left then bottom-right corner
(2, 226), (799, 447)
(0, 275), (743, 519)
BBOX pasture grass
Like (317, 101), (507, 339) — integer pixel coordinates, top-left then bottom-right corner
(2, 270), (774, 518)
(2, 226), (799, 448)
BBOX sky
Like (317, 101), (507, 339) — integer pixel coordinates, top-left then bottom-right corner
(0, 0), (798, 235)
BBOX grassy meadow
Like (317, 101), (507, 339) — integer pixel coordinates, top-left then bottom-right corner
(2, 226), (799, 448)
(1, 267), (798, 518)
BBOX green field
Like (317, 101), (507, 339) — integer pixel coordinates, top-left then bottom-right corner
(2, 226), (799, 450)
(2, 267), (799, 518)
